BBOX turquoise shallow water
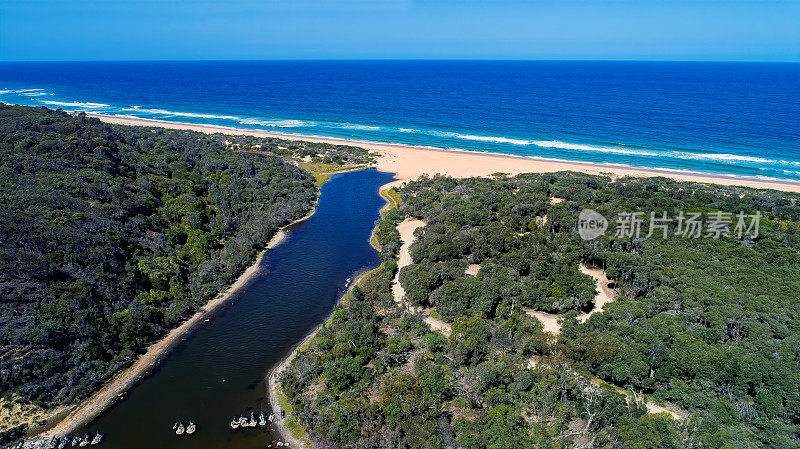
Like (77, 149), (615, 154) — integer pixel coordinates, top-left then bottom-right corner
(1, 61), (798, 181)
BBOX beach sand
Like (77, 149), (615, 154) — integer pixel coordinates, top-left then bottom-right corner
(35, 113), (773, 444)
(94, 115), (800, 193)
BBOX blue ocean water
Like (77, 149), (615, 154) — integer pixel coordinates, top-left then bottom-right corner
(1, 61), (798, 181)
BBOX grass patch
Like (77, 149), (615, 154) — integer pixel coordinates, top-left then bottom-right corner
(380, 187), (401, 213)
(275, 384), (312, 446)
(300, 162), (368, 188)
(312, 173), (330, 188)
(371, 187), (401, 249)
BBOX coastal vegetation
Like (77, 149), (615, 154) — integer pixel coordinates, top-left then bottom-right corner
(281, 172), (800, 448)
(0, 104), (370, 443)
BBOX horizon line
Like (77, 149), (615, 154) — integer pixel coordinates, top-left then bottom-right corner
(1, 58), (799, 64)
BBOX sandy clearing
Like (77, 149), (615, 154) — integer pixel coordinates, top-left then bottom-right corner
(424, 315), (452, 337)
(577, 263), (619, 323)
(392, 219), (452, 336)
(523, 263), (618, 334)
(523, 308), (562, 334)
(464, 264), (481, 276)
(644, 401), (689, 420)
(391, 219), (426, 313)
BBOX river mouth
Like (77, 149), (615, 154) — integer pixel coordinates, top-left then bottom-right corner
(70, 168), (395, 449)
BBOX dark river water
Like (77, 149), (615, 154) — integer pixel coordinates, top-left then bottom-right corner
(73, 169), (394, 449)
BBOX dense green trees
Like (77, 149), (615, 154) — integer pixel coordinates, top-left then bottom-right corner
(283, 171), (800, 448)
(0, 105), (374, 442)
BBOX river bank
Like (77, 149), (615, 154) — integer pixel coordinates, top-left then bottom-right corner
(266, 177), (402, 449)
(32, 211), (315, 441)
(265, 268), (374, 449)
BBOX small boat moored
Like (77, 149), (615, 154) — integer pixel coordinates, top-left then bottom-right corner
(175, 423), (185, 435)
(186, 422), (196, 435)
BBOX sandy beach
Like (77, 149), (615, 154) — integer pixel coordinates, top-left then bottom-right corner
(94, 115), (800, 193)
(33, 212), (313, 441)
(36, 113), (785, 445)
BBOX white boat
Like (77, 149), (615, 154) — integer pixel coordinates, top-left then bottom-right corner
(78, 434), (89, 447)
(175, 423), (185, 435)
(230, 416), (240, 429)
(186, 422), (196, 434)
(90, 433), (102, 445)
(269, 413), (274, 422)
(172, 423), (178, 431)
(71, 437), (79, 447)
(58, 438), (67, 449)
(259, 412), (266, 426)
(248, 412), (256, 427)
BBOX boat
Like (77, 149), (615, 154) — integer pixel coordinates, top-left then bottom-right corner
(172, 423), (178, 431)
(71, 436), (80, 447)
(175, 423), (185, 435)
(78, 434), (89, 447)
(90, 433), (102, 445)
(248, 412), (256, 427)
(239, 416), (247, 427)
(186, 422), (196, 434)
(230, 416), (240, 429)
(259, 412), (266, 426)
(269, 413), (274, 422)
(58, 437), (67, 449)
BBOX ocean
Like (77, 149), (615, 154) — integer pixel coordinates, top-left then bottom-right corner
(1, 61), (798, 181)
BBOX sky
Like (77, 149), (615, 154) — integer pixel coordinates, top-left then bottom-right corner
(1, 0), (798, 62)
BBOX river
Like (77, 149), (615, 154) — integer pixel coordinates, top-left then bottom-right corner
(70, 169), (395, 449)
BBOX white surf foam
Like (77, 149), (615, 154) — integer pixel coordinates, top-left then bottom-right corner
(671, 152), (777, 164)
(0, 88), (49, 96)
(41, 100), (110, 108)
(237, 118), (313, 128)
(338, 124), (383, 131)
(532, 140), (800, 168)
(532, 140), (662, 157)
(122, 106), (241, 121)
(431, 131), (534, 146)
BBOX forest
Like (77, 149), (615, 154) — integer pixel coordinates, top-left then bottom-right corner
(281, 172), (800, 448)
(0, 104), (370, 443)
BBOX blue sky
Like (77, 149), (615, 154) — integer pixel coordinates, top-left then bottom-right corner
(1, 0), (798, 61)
